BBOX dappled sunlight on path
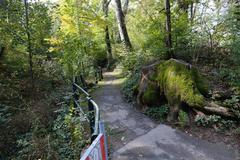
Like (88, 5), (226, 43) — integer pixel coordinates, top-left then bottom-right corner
(98, 69), (126, 87)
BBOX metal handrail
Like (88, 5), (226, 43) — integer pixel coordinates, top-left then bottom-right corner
(73, 82), (100, 141)
(74, 70), (108, 160)
(74, 83), (90, 97)
(73, 100), (89, 122)
(87, 98), (100, 136)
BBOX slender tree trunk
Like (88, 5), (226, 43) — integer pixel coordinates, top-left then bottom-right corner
(190, 2), (194, 22)
(0, 1), (7, 61)
(114, 0), (132, 51)
(103, 0), (113, 70)
(190, 2), (198, 24)
(24, 0), (34, 89)
(105, 26), (113, 69)
(0, 47), (5, 58)
(122, 0), (129, 16)
(165, 0), (173, 58)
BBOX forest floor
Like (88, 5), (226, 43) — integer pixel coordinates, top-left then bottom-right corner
(93, 68), (239, 160)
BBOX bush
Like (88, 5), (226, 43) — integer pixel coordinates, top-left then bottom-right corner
(194, 115), (236, 131)
(122, 72), (140, 102)
(15, 102), (88, 160)
(121, 50), (153, 74)
(145, 104), (169, 122)
(195, 115), (221, 127)
(178, 110), (189, 128)
(219, 67), (240, 87)
(223, 93), (240, 118)
(50, 103), (87, 160)
(233, 127), (240, 136)
(121, 50), (154, 102)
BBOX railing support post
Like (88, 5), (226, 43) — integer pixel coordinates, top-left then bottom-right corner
(73, 77), (79, 110)
(80, 74), (87, 91)
(95, 70), (98, 84)
(100, 67), (103, 80)
(88, 98), (96, 142)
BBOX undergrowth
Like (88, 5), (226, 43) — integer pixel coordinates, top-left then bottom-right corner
(178, 110), (189, 128)
(194, 115), (237, 132)
(144, 104), (169, 122)
(15, 101), (89, 160)
(121, 50), (154, 102)
(122, 72), (140, 102)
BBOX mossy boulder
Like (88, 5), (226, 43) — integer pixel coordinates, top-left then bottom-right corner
(137, 59), (209, 121)
(137, 61), (166, 109)
(156, 59), (208, 107)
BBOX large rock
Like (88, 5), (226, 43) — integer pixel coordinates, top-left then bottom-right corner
(137, 61), (165, 109)
(137, 59), (209, 121)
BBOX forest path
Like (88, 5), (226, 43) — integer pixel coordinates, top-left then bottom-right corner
(93, 69), (238, 160)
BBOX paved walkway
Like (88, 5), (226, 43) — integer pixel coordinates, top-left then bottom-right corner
(93, 69), (239, 160)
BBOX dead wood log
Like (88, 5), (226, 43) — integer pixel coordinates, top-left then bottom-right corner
(202, 101), (235, 118)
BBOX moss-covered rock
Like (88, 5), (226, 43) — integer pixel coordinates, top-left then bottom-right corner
(137, 59), (209, 121)
(142, 83), (161, 106)
(156, 59), (208, 107)
(137, 61), (164, 108)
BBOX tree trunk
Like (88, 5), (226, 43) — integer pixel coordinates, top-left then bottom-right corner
(24, 0), (34, 89)
(190, 2), (194, 22)
(114, 0), (132, 51)
(105, 26), (113, 70)
(0, 47), (5, 59)
(103, 0), (113, 70)
(164, 0), (173, 58)
(122, 0), (129, 16)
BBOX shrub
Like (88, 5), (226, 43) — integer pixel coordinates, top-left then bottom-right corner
(178, 110), (189, 128)
(223, 94), (240, 118)
(195, 115), (221, 127)
(15, 102), (88, 160)
(233, 127), (240, 135)
(194, 115), (236, 131)
(122, 72), (140, 102)
(121, 50), (154, 102)
(219, 67), (240, 87)
(145, 104), (169, 122)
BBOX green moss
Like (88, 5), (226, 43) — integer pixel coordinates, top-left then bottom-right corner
(192, 68), (209, 96)
(142, 83), (160, 105)
(156, 59), (207, 107)
(149, 72), (158, 81)
(178, 110), (189, 128)
(132, 84), (139, 96)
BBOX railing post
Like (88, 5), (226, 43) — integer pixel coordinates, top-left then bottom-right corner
(88, 98), (96, 142)
(95, 70), (98, 84)
(100, 67), (103, 80)
(80, 74), (87, 91)
(73, 77), (79, 109)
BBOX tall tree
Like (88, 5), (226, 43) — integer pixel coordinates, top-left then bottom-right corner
(24, 0), (34, 88)
(122, 0), (129, 16)
(103, 0), (113, 70)
(177, 0), (189, 13)
(114, 0), (132, 51)
(165, 0), (173, 58)
(0, 0), (7, 60)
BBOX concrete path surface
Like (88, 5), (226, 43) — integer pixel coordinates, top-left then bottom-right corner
(93, 69), (239, 160)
